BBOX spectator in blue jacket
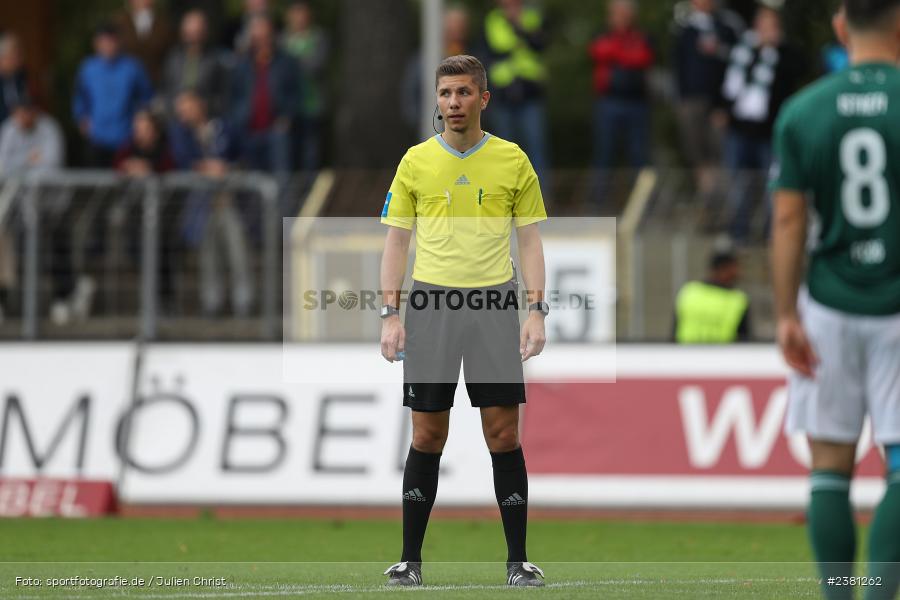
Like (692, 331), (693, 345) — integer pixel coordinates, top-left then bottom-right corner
(169, 92), (238, 173)
(73, 23), (154, 167)
(229, 15), (298, 213)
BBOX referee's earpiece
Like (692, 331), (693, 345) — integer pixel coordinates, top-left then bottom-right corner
(432, 105), (444, 134)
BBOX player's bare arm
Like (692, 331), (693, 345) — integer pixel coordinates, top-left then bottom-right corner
(771, 189), (817, 378)
(516, 223), (546, 362)
(380, 225), (411, 362)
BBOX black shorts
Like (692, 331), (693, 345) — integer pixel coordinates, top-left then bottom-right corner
(402, 279), (526, 411)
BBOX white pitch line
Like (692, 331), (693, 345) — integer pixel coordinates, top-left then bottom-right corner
(2, 578), (822, 600)
(2, 581), (594, 600)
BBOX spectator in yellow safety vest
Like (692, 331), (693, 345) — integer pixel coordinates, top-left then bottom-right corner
(673, 250), (751, 343)
(482, 0), (550, 194)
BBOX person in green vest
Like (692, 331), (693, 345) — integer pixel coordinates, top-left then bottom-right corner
(482, 0), (550, 192)
(673, 250), (751, 343)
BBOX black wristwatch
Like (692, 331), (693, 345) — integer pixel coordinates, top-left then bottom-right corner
(380, 305), (400, 319)
(528, 301), (549, 316)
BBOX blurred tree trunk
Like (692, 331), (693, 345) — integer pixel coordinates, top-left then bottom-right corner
(335, 0), (414, 168)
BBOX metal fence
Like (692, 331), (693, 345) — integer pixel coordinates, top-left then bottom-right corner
(0, 167), (774, 342)
(0, 170), (280, 341)
(618, 166), (774, 341)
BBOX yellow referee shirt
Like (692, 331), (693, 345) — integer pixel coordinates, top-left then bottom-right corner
(381, 133), (547, 287)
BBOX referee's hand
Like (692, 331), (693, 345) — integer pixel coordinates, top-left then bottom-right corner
(381, 316), (406, 362)
(520, 313), (546, 362)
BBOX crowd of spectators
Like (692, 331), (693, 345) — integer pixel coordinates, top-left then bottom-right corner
(0, 0), (841, 325)
(2, 0), (329, 180)
(616, 0), (804, 242)
(0, 0), (330, 323)
(399, 0), (809, 239)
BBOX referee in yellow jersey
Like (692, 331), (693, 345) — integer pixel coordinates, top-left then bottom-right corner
(380, 55), (548, 587)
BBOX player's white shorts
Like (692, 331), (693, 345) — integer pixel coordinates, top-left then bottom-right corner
(786, 291), (900, 445)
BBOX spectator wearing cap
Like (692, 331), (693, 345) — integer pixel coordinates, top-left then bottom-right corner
(0, 33), (28, 126)
(229, 15), (298, 212)
(162, 10), (227, 118)
(113, 0), (173, 85)
(717, 4), (804, 243)
(673, 250), (751, 343)
(73, 24), (154, 167)
(588, 0), (654, 209)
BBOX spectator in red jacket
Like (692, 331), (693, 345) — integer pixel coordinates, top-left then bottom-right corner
(588, 0), (654, 208)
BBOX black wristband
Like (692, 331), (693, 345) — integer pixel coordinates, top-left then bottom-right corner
(528, 301), (549, 316)
(380, 305), (400, 319)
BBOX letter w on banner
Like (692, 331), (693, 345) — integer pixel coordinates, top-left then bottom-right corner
(679, 385), (787, 470)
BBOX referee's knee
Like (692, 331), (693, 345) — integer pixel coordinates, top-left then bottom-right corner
(484, 424), (519, 453)
(412, 427), (448, 454)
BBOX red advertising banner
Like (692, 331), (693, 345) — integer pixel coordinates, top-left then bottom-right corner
(0, 479), (117, 517)
(523, 379), (883, 477)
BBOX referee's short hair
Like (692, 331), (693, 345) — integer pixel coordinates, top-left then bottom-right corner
(435, 55), (487, 92)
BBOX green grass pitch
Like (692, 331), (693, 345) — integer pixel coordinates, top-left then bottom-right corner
(0, 516), (843, 598)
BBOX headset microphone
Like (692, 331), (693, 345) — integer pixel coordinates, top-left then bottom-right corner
(432, 105), (444, 134)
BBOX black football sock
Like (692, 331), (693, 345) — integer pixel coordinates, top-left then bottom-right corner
(400, 446), (441, 563)
(491, 446), (529, 563)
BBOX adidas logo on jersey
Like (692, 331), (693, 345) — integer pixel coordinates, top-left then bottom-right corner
(404, 488), (427, 502)
(454, 174), (470, 185)
(501, 492), (526, 506)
